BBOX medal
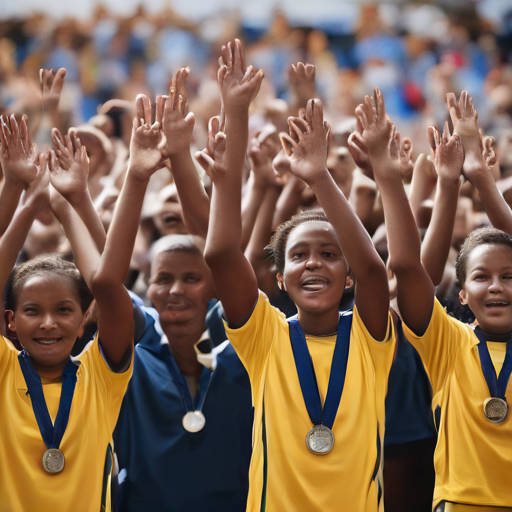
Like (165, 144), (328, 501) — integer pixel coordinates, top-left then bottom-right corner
(474, 327), (512, 424)
(18, 351), (79, 473)
(42, 448), (65, 474)
(162, 339), (213, 433)
(483, 397), (509, 424)
(306, 425), (334, 455)
(288, 312), (353, 455)
(182, 411), (206, 432)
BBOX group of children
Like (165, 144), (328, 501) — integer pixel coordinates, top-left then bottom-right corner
(0, 38), (511, 512)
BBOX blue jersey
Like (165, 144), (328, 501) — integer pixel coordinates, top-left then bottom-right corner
(114, 303), (253, 512)
(384, 319), (436, 446)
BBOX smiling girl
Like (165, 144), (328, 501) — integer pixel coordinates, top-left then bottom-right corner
(362, 87), (512, 511)
(203, 39), (395, 512)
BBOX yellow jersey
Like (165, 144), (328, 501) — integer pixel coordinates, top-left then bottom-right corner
(402, 299), (512, 507)
(0, 334), (132, 512)
(224, 291), (395, 512)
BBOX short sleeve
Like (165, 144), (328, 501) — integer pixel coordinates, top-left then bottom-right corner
(0, 335), (16, 375)
(223, 291), (286, 382)
(401, 298), (466, 393)
(76, 336), (133, 412)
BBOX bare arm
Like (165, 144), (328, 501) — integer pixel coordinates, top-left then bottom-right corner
(204, 40), (263, 328)
(50, 128), (106, 251)
(281, 99), (389, 340)
(159, 70), (210, 238)
(420, 126), (463, 286)
(409, 153), (438, 228)
(0, 115), (39, 236)
(359, 88), (435, 336)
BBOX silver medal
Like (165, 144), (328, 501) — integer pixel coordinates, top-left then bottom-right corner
(42, 448), (65, 474)
(483, 397), (508, 424)
(182, 411), (206, 432)
(306, 425), (335, 455)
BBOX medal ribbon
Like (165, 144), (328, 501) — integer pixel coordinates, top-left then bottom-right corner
(288, 312), (352, 429)
(162, 346), (212, 413)
(474, 327), (512, 399)
(18, 350), (79, 450)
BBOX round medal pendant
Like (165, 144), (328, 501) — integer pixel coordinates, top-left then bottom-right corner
(483, 397), (508, 424)
(42, 448), (65, 474)
(306, 425), (335, 455)
(182, 411), (206, 432)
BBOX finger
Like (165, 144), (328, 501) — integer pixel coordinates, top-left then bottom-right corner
(279, 133), (297, 157)
(39, 151), (49, 173)
(169, 87), (177, 112)
(241, 65), (253, 84)
(446, 92), (461, 127)
(355, 106), (368, 129)
(52, 68), (66, 93)
(288, 118), (307, 141)
(64, 133), (73, 154)
(210, 116), (220, 137)
(194, 150), (215, 175)
(156, 95), (166, 124)
(312, 99), (323, 131)
(306, 99), (314, 125)
(142, 95), (152, 125)
(443, 121), (450, 140)
(70, 131), (80, 153)
(227, 41), (234, 71)
(374, 87), (386, 120)
(48, 149), (59, 173)
(427, 126), (438, 153)
(51, 128), (66, 151)
(235, 39), (246, 75)
(289, 116), (310, 134)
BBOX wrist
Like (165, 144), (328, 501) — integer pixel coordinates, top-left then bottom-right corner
(301, 167), (331, 188)
(438, 173), (461, 187)
(169, 148), (192, 166)
(127, 163), (152, 183)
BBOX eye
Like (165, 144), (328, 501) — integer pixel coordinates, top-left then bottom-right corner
(23, 307), (37, 314)
(322, 251), (335, 258)
(156, 277), (172, 285)
(292, 252), (304, 260)
(58, 306), (73, 312)
(185, 276), (200, 283)
(474, 274), (487, 281)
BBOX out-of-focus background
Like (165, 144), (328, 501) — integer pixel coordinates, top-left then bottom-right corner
(2, 1), (512, 152)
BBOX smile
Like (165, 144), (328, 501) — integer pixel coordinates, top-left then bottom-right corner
(166, 303), (188, 310)
(485, 301), (510, 308)
(34, 338), (61, 345)
(302, 277), (329, 292)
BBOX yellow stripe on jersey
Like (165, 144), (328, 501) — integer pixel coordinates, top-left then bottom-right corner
(224, 291), (395, 512)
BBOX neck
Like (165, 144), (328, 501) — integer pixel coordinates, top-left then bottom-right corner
(30, 358), (68, 380)
(162, 321), (204, 379)
(297, 306), (339, 336)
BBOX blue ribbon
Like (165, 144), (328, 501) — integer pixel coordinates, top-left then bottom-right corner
(474, 326), (512, 400)
(18, 350), (79, 450)
(161, 345), (212, 413)
(288, 312), (352, 429)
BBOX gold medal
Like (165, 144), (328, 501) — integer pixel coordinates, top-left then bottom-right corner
(483, 397), (508, 424)
(305, 425), (334, 455)
(42, 448), (65, 474)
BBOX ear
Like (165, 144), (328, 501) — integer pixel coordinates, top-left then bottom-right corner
(459, 287), (467, 305)
(345, 275), (354, 289)
(77, 310), (90, 340)
(6, 310), (16, 334)
(277, 273), (286, 292)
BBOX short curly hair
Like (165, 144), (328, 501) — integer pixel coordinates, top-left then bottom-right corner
(455, 227), (512, 287)
(3, 254), (94, 313)
(266, 210), (334, 275)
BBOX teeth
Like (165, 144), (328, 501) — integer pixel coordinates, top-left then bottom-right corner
(302, 278), (328, 291)
(36, 339), (59, 345)
(486, 302), (509, 307)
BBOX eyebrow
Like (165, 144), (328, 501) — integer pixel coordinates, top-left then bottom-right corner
(21, 299), (76, 307)
(287, 241), (340, 251)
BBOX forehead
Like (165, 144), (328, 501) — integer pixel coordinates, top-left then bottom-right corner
(466, 243), (512, 270)
(286, 221), (340, 251)
(151, 250), (211, 276)
(17, 273), (80, 303)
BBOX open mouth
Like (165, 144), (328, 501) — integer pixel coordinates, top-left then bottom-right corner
(485, 301), (510, 309)
(34, 338), (61, 345)
(166, 303), (188, 311)
(163, 214), (181, 226)
(302, 276), (329, 292)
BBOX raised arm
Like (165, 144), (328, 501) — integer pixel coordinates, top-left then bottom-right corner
(0, 115), (39, 236)
(359, 88), (434, 335)
(41, 68), (66, 134)
(0, 155), (49, 295)
(420, 125), (463, 286)
(88, 113), (163, 370)
(203, 40), (263, 328)
(50, 128), (106, 251)
(280, 99), (389, 339)
(160, 69), (210, 238)
(288, 62), (316, 114)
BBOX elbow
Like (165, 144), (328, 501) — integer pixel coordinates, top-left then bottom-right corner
(387, 255), (422, 277)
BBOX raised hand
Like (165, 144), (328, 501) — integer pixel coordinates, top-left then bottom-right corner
(279, 98), (330, 185)
(160, 70), (195, 157)
(23, 152), (50, 211)
(218, 39), (264, 115)
(445, 90), (484, 178)
(427, 124), (463, 183)
(348, 130), (373, 178)
(289, 62), (316, 111)
(0, 114), (38, 187)
(49, 129), (89, 204)
(248, 138), (283, 188)
(195, 116), (227, 182)
(399, 137), (414, 179)
(356, 87), (394, 159)
(40, 68), (66, 112)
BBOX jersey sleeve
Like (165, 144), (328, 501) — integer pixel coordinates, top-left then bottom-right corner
(0, 335), (16, 375)
(401, 298), (467, 393)
(77, 335), (133, 417)
(223, 290), (286, 383)
(352, 306), (396, 378)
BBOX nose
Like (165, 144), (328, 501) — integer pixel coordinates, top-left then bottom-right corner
(305, 254), (322, 270)
(169, 279), (185, 296)
(40, 313), (57, 330)
(489, 276), (504, 293)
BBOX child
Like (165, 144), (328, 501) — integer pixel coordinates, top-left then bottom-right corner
(204, 40), (394, 512)
(0, 104), (158, 510)
(364, 88), (512, 510)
